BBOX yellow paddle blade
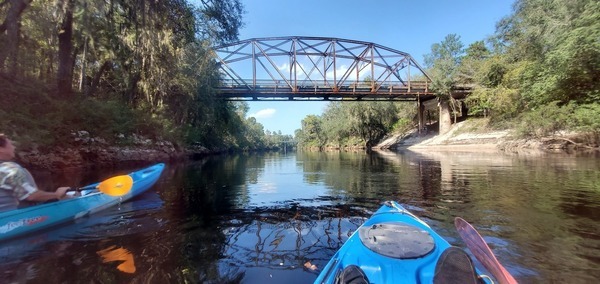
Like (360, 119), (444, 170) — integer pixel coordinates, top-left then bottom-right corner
(97, 175), (133, 196)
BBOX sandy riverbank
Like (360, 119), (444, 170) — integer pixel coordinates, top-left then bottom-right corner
(376, 120), (507, 151)
(375, 119), (598, 154)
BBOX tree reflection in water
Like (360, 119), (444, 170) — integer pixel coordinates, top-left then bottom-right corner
(193, 204), (370, 282)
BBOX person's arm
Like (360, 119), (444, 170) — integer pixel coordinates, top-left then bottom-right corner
(25, 187), (70, 202)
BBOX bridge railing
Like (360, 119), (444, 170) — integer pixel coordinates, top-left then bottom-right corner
(217, 79), (431, 94)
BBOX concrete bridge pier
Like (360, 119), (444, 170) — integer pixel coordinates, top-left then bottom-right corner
(418, 97), (426, 135)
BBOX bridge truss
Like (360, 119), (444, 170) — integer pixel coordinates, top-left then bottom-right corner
(213, 37), (435, 101)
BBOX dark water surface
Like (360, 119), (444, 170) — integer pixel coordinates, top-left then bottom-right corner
(1, 150), (599, 283)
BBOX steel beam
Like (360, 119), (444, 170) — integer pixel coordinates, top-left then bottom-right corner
(213, 37), (442, 101)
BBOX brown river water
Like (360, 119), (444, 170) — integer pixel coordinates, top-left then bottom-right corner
(1, 149), (599, 283)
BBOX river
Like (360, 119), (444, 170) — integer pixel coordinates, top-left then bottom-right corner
(1, 149), (599, 283)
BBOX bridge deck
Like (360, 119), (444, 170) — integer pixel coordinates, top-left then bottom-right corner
(217, 80), (436, 101)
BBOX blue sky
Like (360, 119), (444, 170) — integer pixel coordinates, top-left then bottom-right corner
(236, 0), (515, 135)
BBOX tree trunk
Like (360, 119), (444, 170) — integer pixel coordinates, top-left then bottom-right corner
(460, 101), (468, 119)
(128, 72), (141, 106)
(418, 99), (425, 135)
(56, 0), (74, 98)
(78, 38), (87, 91)
(86, 60), (111, 97)
(0, 0), (30, 76)
(439, 99), (452, 135)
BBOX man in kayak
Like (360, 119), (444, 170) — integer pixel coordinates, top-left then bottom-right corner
(0, 133), (70, 212)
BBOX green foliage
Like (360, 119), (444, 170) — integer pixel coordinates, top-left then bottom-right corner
(391, 117), (415, 134)
(494, 0), (599, 109)
(3, 0), (598, 152)
(345, 101), (407, 145)
(479, 56), (507, 88)
(0, 74), (167, 148)
(448, 0), (599, 140)
(0, 76), (57, 146)
(424, 34), (464, 98)
(297, 101), (417, 148)
(514, 102), (573, 138)
(298, 115), (325, 148)
(514, 102), (600, 141)
(568, 103), (600, 135)
(241, 117), (266, 149)
(0, 0), (283, 152)
(197, 0), (245, 44)
(457, 41), (491, 84)
(263, 130), (294, 150)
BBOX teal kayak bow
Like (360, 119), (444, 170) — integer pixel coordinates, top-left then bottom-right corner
(315, 201), (500, 284)
(0, 163), (164, 242)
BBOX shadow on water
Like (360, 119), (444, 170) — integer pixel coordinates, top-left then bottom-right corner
(1, 151), (599, 283)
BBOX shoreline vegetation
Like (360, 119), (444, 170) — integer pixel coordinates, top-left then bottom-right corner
(15, 118), (598, 171)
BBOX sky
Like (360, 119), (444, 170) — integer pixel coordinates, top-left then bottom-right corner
(235, 0), (515, 135)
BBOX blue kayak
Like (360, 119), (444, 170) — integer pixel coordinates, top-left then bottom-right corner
(314, 201), (491, 284)
(0, 163), (165, 242)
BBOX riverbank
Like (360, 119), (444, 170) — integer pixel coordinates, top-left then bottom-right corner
(15, 119), (598, 170)
(375, 119), (599, 155)
(15, 132), (213, 171)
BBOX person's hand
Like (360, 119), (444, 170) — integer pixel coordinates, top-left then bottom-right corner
(56, 187), (70, 199)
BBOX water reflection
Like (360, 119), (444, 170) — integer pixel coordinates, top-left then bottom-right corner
(1, 151), (599, 283)
(399, 149), (600, 283)
(97, 245), (136, 273)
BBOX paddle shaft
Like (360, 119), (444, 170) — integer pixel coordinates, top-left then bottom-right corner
(66, 175), (133, 196)
(455, 217), (518, 284)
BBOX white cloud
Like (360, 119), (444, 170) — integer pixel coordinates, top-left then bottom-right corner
(249, 108), (276, 119)
(278, 63), (290, 72)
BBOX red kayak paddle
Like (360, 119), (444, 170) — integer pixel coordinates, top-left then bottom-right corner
(455, 217), (518, 284)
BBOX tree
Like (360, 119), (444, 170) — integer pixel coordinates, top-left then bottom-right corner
(424, 34), (464, 134)
(493, 0), (600, 107)
(321, 102), (350, 146)
(1, 0), (258, 151)
(196, 0), (244, 44)
(300, 115), (324, 148)
(56, 0), (74, 98)
(345, 102), (399, 147)
(0, 0), (32, 76)
(458, 41), (490, 84)
(243, 117), (266, 149)
(316, 101), (413, 149)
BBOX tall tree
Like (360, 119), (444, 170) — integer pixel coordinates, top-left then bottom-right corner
(345, 102), (399, 147)
(0, 0), (32, 76)
(300, 115), (324, 148)
(458, 40), (490, 84)
(424, 34), (464, 133)
(56, 0), (74, 98)
(197, 0), (244, 44)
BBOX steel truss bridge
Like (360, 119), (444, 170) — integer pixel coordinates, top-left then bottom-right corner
(213, 36), (437, 101)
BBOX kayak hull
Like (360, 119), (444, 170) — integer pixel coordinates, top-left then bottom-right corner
(0, 163), (165, 242)
(314, 201), (479, 284)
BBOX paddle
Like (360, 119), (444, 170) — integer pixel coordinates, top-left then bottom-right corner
(454, 217), (518, 284)
(73, 175), (134, 197)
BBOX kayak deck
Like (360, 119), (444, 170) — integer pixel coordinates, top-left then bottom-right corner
(315, 201), (488, 284)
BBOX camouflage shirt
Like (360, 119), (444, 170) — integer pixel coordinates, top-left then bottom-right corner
(0, 161), (38, 212)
